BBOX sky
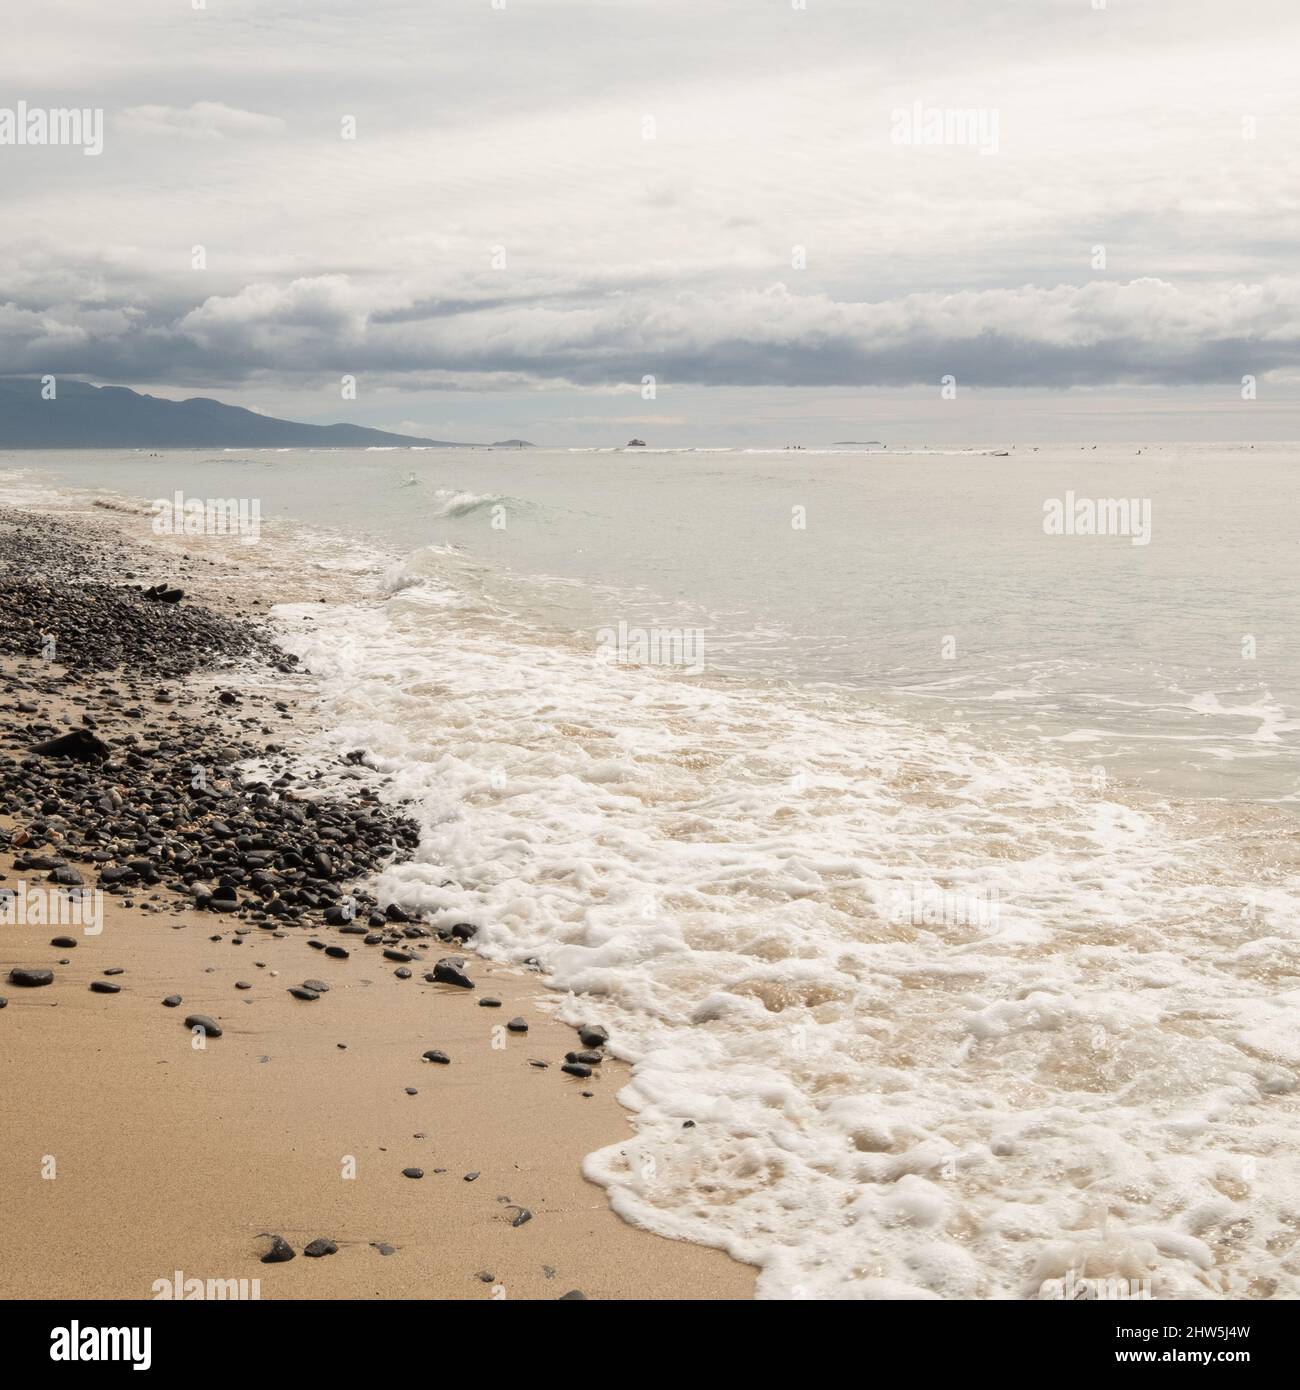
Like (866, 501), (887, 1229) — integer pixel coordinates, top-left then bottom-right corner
(3, 0), (1300, 446)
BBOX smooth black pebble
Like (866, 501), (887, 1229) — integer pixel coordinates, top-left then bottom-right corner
(8, 968), (53, 988)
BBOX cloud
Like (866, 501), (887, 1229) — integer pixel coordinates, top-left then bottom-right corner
(118, 103), (287, 141)
(4, 274), (1298, 392)
(179, 276), (366, 342)
(3, 0), (1299, 433)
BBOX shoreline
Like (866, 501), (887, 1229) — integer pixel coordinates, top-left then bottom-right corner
(11, 468), (1299, 1301)
(0, 502), (756, 1300)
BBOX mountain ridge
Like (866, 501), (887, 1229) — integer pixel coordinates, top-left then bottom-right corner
(0, 378), (471, 449)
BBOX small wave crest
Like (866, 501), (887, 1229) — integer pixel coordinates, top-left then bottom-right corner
(431, 488), (511, 519)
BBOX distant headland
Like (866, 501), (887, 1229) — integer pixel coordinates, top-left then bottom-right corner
(0, 378), (473, 449)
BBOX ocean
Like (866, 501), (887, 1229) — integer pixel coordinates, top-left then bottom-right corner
(5, 442), (1300, 1299)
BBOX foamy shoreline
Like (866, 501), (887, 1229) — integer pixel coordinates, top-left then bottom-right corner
(0, 497), (755, 1300)
(7, 472), (1300, 1302)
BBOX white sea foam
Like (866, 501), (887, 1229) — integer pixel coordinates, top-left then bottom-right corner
(430, 488), (510, 519)
(9, 459), (1300, 1300)
(0, 467), (63, 509)
(270, 544), (1300, 1301)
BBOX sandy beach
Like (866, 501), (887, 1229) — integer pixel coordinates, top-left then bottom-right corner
(0, 503), (755, 1301)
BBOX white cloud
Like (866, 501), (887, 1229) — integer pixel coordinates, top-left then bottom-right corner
(119, 102), (286, 140)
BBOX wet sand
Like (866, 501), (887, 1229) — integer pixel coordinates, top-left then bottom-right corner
(0, 503), (755, 1300)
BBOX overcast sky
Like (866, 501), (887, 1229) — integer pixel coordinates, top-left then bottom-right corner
(4, 0), (1300, 444)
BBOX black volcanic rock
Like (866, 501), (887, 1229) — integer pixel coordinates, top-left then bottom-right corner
(429, 959), (473, 989)
(8, 968), (54, 987)
(31, 729), (111, 762)
(259, 1234), (296, 1264)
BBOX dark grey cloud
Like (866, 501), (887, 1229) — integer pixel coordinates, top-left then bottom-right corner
(4, 274), (1296, 393)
